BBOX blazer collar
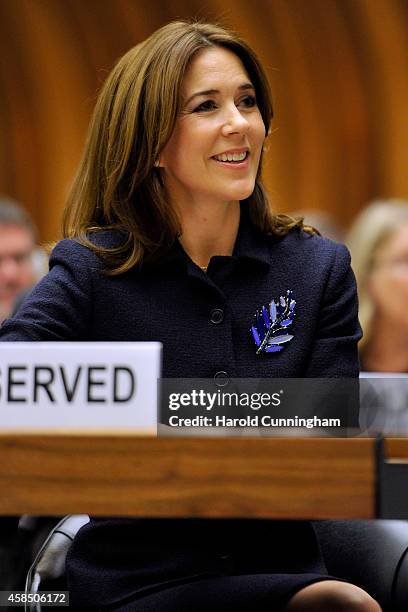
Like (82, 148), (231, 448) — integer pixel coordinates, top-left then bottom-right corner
(149, 203), (272, 273)
(232, 204), (272, 270)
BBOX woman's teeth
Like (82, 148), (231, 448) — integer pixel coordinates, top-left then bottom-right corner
(213, 151), (248, 162)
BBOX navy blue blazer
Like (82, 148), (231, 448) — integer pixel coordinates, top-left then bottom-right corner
(0, 210), (361, 380)
(0, 209), (362, 608)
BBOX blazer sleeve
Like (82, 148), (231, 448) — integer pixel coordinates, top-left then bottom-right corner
(0, 239), (97, 341)
(304, 242), (362, 377)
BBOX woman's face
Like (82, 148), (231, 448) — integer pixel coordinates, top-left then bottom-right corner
(369, 223), (408, 328)
(159, 46), (266, 207)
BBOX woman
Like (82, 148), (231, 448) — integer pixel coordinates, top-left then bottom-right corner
(0, 20), (380, 612)
(347, 200), (408, 373)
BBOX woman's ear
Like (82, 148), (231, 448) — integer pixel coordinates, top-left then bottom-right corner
(154, 155), (165, 168)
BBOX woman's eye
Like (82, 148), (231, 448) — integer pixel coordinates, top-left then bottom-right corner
(239, 95), (257, 108)
(191, 95), (257, 113)
(193, 100), (217, 112)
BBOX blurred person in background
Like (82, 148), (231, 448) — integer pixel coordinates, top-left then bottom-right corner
(346, 200), (408, 372)
(0, 197), (39, 587)
(0, 196), (46, 323)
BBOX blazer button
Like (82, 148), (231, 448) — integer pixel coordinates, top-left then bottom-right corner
(210, 308), (224, 324)
(214, 371), (229, 386)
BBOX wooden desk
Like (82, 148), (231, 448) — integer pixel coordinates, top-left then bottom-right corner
(0, 435), (377, 518)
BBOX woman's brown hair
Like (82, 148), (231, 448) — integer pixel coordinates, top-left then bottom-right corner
(63, 20), (309, 274)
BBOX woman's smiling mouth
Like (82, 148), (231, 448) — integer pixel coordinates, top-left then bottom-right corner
(212, 150), (249, 166)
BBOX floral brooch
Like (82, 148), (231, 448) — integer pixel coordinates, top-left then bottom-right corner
(250, 290), (296, 355)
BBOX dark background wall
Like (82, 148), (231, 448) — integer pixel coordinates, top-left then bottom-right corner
(1, 0), (408, 242)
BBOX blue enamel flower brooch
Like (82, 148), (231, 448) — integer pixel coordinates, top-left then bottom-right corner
(250, 290), (296, 355)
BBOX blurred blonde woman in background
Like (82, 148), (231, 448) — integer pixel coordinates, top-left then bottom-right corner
(347, 200), (408, 372)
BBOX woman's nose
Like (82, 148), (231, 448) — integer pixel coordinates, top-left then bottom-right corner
(221, 105), (249, 136)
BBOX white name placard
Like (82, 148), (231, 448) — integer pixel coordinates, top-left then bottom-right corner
(0, 342), (161, 433)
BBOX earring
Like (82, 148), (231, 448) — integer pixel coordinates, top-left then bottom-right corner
(154, 160), (160, 167)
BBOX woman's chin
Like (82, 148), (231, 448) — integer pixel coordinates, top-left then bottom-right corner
(221, 183), (256, 202)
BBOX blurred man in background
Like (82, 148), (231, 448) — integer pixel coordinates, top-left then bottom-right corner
(0, 197), (46, 589)
(0, 196), (38, 323)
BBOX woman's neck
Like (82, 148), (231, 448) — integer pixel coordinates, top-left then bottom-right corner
(363, 318), (408, 372)
(176, 200), (241, 269)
